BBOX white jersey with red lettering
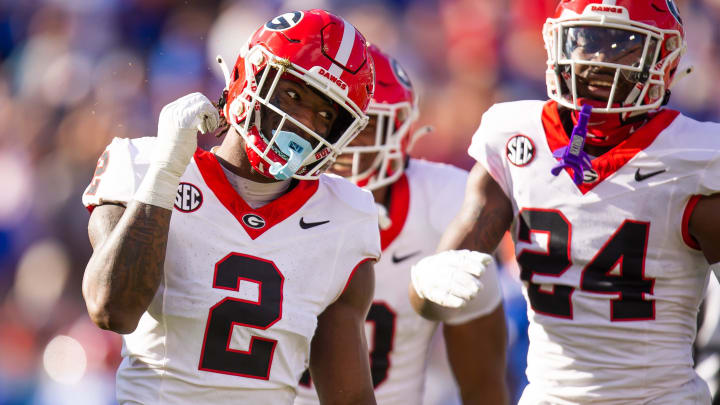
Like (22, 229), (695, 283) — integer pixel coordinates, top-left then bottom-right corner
(82, 137), (381, 405)
(294, 158), (503, 405)
(469, 100), (720, 404)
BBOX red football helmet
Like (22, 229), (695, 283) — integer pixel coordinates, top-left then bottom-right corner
(217, 10), (375, 180)
(543, 0), (686, 114)
(339, 44), (423, 190)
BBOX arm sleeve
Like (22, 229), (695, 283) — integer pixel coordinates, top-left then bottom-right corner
(81, 137), (155, 209)
(467, 106), (513, 199)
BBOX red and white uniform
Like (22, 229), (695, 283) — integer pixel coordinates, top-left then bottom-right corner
(294, 159), (503, 405)
(470, 100), (720, 404)
(82, 137), (381, 405)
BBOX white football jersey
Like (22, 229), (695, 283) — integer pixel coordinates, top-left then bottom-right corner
(294, 159), (503, 405)
(82, 137), (381, 405)
(469, 100), (720, 404)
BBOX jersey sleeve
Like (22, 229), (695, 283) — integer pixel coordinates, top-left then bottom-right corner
(664, 117), (720, 196)
(81, 137), (155, 209)
(467, 105), (513, 198)
(443, 258), (503, 325)
(697, 149), (720, 195)
(322, 175), (382, 304)
(335, 209), (382, 299)
(424, 163), (469, 235)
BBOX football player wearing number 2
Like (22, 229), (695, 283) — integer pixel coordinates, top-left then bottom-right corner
(411, 1), (720, 404)
(81, 10), (381, 405)
(294, 45), (509, 405)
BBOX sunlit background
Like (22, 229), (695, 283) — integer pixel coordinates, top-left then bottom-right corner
(1, 0), (719, 404)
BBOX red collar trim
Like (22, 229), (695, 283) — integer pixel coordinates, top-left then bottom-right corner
(194, 148), (319, 239)
(542, 101), (680, 194)
(380, 174), (410, 251)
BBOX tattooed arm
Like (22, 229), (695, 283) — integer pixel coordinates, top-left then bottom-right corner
(82, 93), (219, 334)
(410, 163), (514, 319)
(82, 202), (171, 334)
(435, 163), (514, 253)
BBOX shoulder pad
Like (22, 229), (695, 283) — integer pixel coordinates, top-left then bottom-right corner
(319, 173), (377, 215)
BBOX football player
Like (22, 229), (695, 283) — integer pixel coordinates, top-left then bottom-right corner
(294, 45), (509, 405)
(410, 1), (720, 404)
(81, 10), (380, 405)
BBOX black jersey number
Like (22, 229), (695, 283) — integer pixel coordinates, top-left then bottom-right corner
(299, 301), (397, 389)
(366, 302), (396, 387)
(517, 209), (654, 321)
(199, 253), (284, 379)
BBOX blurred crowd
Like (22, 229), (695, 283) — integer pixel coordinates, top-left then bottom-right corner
(1, 0), (719, 404)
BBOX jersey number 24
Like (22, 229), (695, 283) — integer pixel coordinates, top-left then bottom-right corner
(517, 208), (654, 321)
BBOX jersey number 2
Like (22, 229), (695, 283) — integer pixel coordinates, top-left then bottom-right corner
(199, 253), (284, 379)
(517, 209), (654, 321)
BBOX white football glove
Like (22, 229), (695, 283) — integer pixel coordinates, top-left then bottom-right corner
(135, 92), (219, 210)
(411, 250), (494, 308)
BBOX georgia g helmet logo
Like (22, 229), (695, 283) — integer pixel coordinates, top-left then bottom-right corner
(265, 11), (304, 31)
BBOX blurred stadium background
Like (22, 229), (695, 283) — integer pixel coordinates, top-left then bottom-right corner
(1, 0), (719, 404)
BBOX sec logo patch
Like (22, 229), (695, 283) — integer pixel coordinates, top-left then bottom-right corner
(506, 135), (535, 167)
(175, 183), (203, 212)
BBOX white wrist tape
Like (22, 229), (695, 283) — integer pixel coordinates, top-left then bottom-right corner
(134, 92), (219, 210)
(133, 125), (197, 210)
(134, 165), (183, 210)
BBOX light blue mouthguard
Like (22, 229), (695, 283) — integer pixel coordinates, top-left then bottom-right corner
(268, 130), (313, 180)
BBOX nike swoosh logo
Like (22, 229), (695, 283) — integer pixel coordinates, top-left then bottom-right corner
(299, 217), (330, 229)
(391, 251), (422, 264)
(634, 168), (667, 182)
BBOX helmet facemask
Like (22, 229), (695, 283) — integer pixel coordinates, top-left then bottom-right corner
(334, 98), (418, 190)
(544, 12), (685, 115)
(220, 43), (369, 180)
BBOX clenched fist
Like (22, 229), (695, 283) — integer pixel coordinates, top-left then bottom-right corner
(410, 250), (494, 308)
(155, 92), (220, 177)
(135, 93), (220, 210)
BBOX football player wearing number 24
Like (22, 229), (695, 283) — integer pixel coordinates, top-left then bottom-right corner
(411, 1), (720, 404)
(294, 45), (509, 405)
(81, 10), (382, 405)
